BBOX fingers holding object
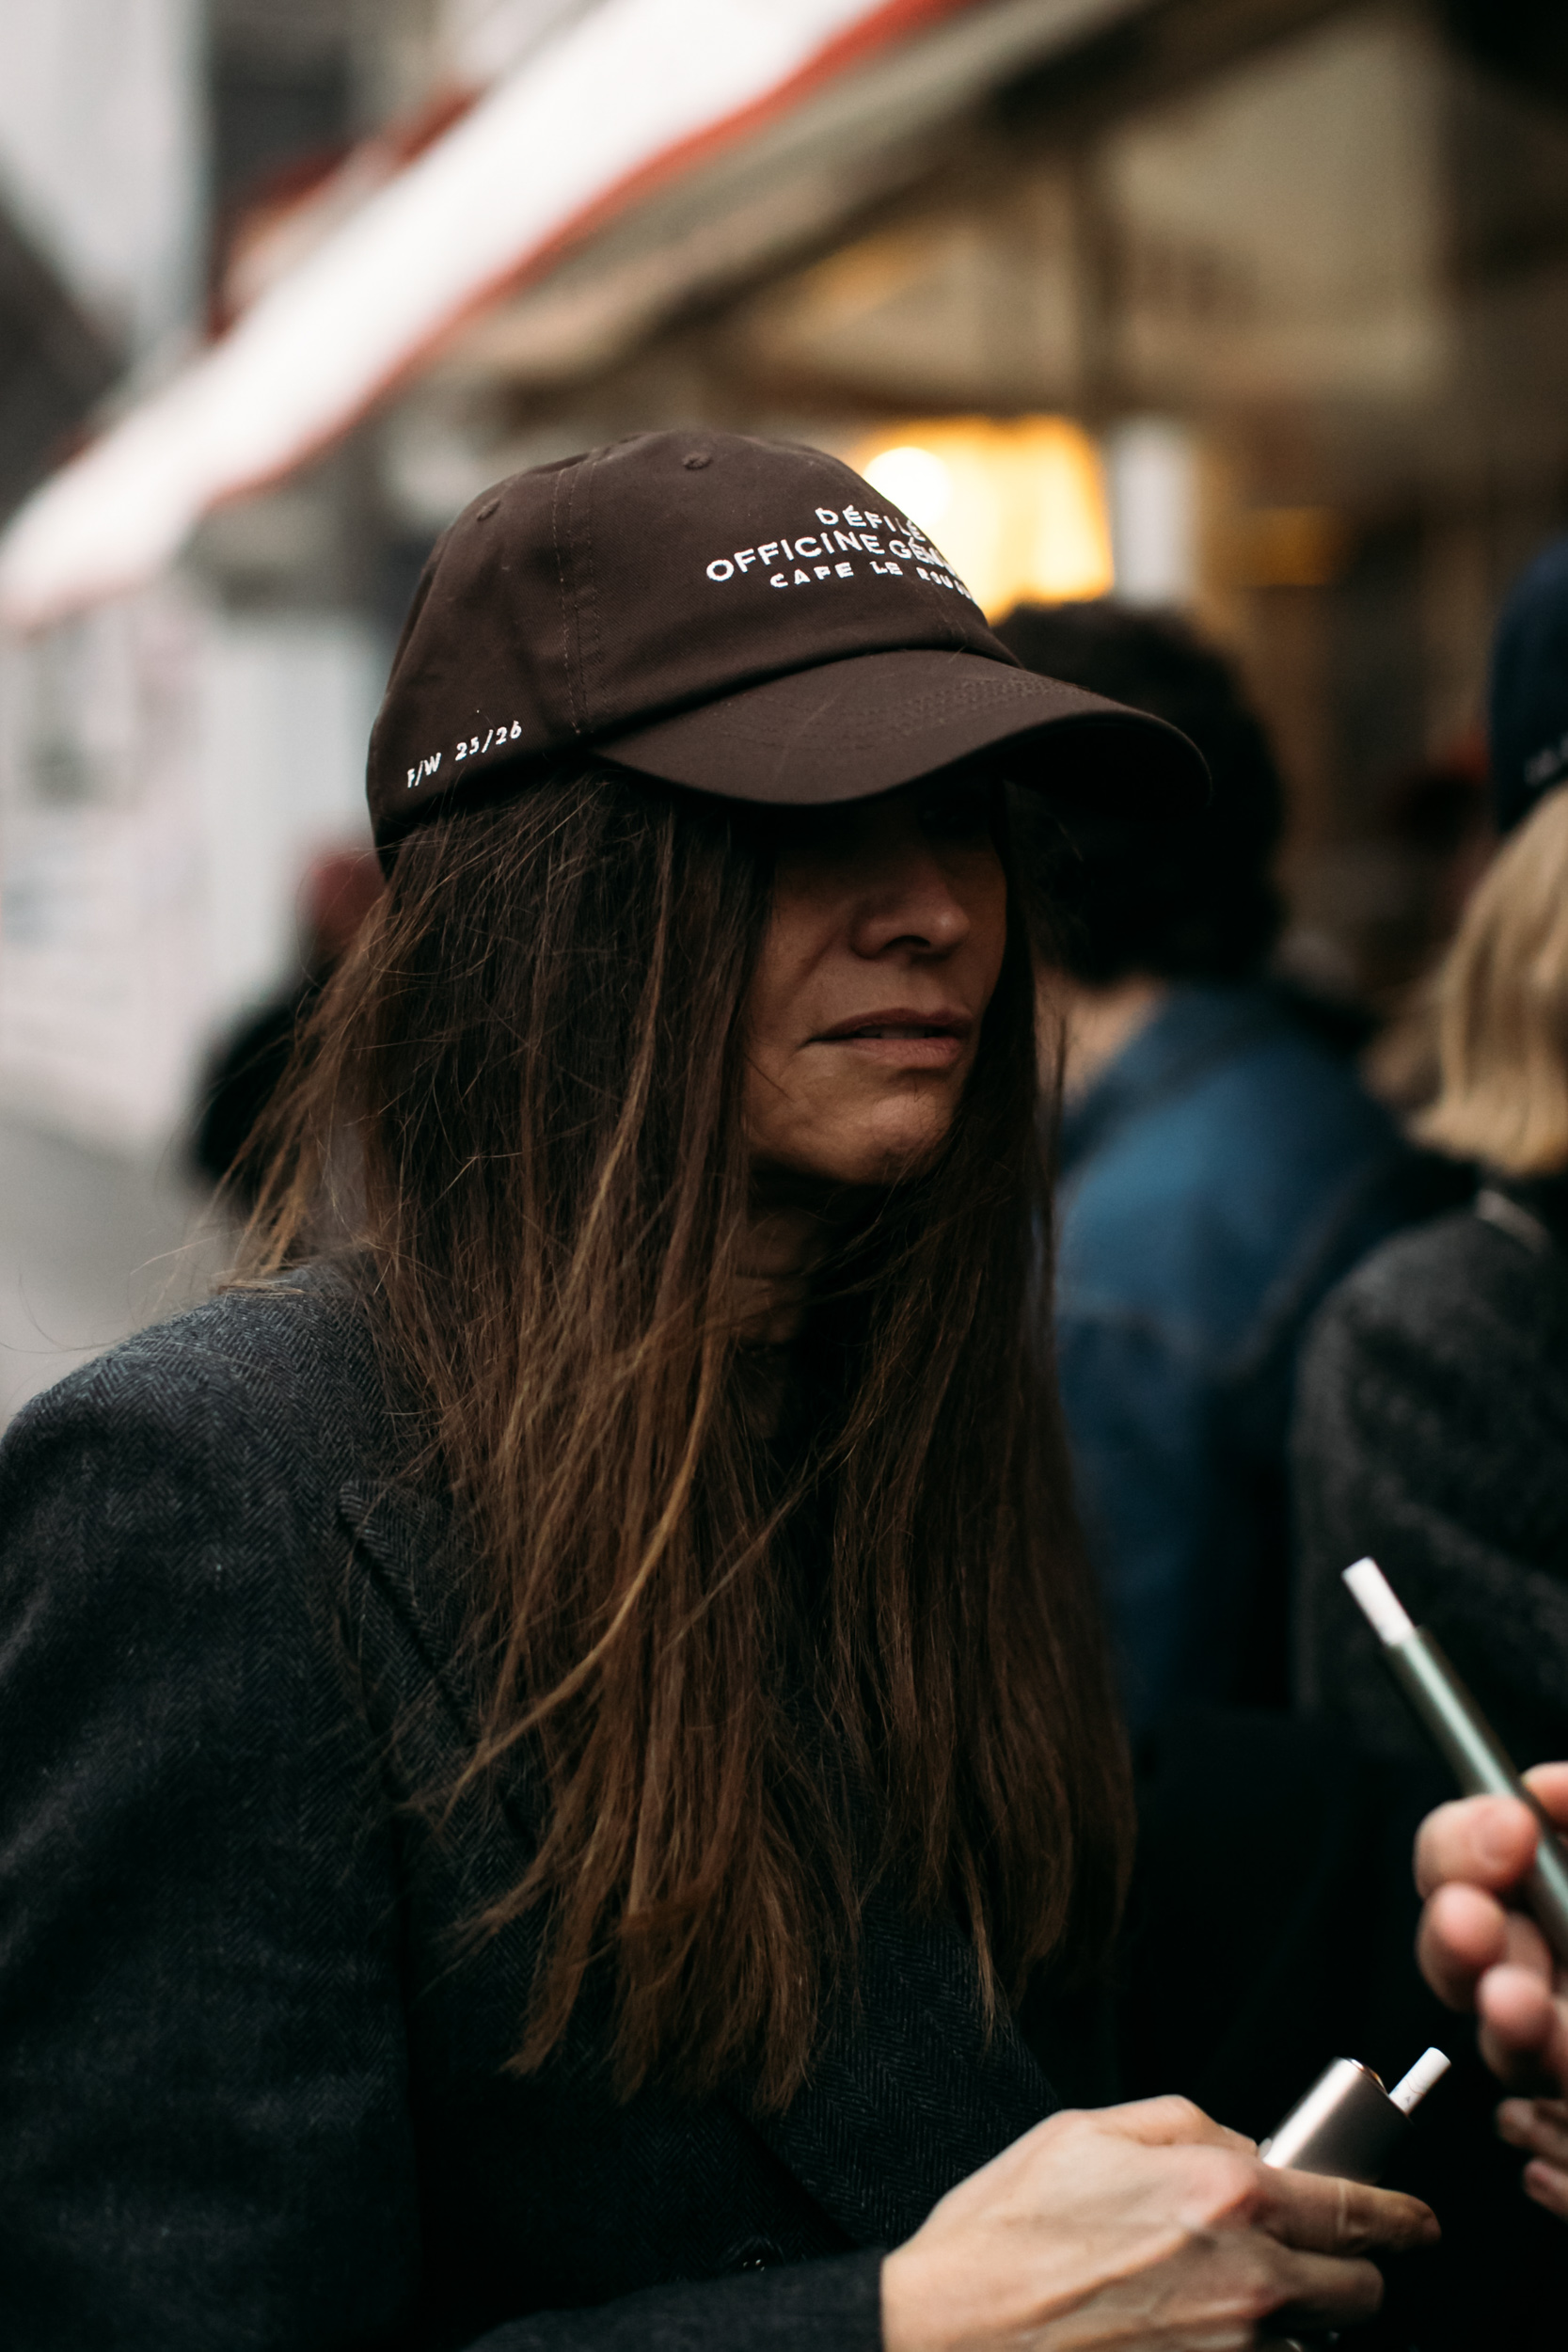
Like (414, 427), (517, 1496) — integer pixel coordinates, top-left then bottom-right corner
(1101, 2105), (1440, 2260)
(1415, 1794), (1540, 1900)
(1255, 2244), (1390, 2334)
(1417, 1879), (1514, 2009)
(1498, 2096), (1568, 2167)
(1522, 2160), (1568, 2220)
(1159, 2218), (1400, 2338)
(1476, 1959), (1568, 2089)
(1254, 2167), (1439, 2261)
(1497, 2098), (1568, 2220)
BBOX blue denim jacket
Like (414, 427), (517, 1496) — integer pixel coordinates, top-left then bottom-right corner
(1053, 982), (1421, 1735)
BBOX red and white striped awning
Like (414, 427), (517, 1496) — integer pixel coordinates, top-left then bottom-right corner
(0, 0), (1145, 628)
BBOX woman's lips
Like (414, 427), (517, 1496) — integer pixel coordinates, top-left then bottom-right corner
(812, 1010), (971, 1069)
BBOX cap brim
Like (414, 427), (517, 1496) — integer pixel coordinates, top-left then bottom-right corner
(594, 646), (1208, 818)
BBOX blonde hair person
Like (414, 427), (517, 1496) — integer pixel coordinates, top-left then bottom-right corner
(1295, 639), (1568, 2223)
(1350, 535), (1568, 2238)
(1418, 783), (1568, 1178)
(1292, 783), (1568, 2254)
(1294, 758), (1568, 1776)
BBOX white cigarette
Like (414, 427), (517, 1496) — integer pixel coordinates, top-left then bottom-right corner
(1389, 2047), (1449, 2115)
(1342, 1558), (1414, 1647)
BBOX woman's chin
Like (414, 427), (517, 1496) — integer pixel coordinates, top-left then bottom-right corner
(748, 1086), (960, 1192)
(832, 1106), (955, 1187)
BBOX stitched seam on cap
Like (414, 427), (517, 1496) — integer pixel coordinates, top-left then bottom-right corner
(688, 672), (1052, 749)
(551, 468), (580, 734)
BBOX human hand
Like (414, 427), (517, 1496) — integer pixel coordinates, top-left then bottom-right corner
(879, 2094), (1437, 2350)
(1415, 1761), (1568, 2218)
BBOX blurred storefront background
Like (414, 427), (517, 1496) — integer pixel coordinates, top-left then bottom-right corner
(1, 0), (1567, 1416)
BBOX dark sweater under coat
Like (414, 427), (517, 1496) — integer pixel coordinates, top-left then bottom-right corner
(0, 1269), (1069, 2350)
(1291, 1173), (1568, 1768)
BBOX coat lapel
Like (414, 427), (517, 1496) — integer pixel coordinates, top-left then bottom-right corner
(340, 1475), (1058, 2249)
(340, 1472), (469, 1710)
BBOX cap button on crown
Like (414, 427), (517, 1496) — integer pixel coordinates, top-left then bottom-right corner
(683, 452), (711, 470)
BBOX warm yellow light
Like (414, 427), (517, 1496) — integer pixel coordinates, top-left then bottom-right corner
(861, 444), (953, 534)
(851, 416), (1113, 620)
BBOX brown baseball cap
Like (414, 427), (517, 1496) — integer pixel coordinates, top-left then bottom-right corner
(367, 428), (1206, 845)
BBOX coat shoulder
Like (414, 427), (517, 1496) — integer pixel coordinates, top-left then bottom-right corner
(0, 1262), (404, 1637)
(3, 1261), (390, 1497)
(1306, 1205), (1568, 1373)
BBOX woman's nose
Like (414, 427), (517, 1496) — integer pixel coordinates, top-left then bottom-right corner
(847, 838), (973, 960)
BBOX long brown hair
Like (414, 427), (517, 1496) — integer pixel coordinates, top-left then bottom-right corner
(245, 760), (1132, 2110)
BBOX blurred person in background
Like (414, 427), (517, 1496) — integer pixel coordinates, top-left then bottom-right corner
(1294, 536), (1568, 1773)
(193, 846), (384, 1207)
(998, 602), (1428, 1736)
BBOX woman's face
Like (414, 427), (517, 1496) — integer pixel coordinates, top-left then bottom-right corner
(744, 778), (1008, 1190)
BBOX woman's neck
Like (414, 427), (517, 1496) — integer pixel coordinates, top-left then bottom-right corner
(737, 1172), (865, 1343)
(735, 1205), (825, 1343)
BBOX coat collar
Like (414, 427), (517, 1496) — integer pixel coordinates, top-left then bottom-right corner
(339, 1473), (1057, 2246)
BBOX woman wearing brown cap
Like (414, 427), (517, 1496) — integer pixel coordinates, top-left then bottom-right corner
(0, 434), (1433, 2349)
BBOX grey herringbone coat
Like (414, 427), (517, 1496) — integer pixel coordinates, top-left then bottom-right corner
(0, 1269), (1069, 2351)
(1292, 1173), (1568, 1768)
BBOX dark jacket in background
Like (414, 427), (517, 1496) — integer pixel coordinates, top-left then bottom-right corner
(191, 978), (318, 1204)
(1054, 980), (1440, 1734)
(1291, 1172), (1568, 1768)
(0, 1271), (1081, 2352)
